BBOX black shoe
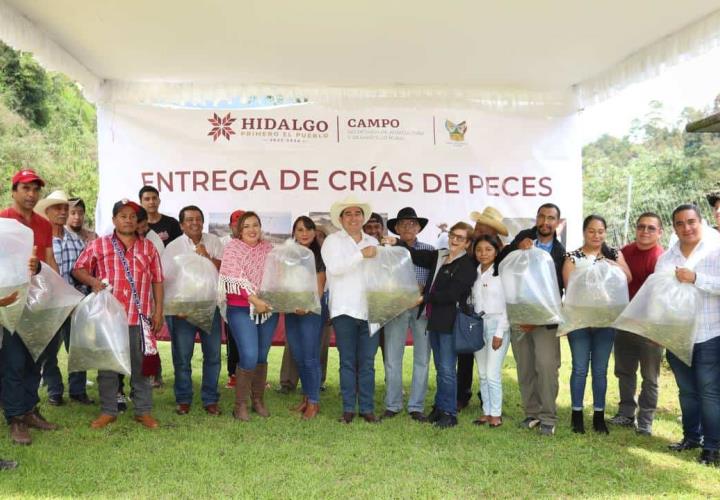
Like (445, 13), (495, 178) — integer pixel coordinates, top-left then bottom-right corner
(456, 400), (469, 412)
(410, 411), (428, 423)
(668, 438), (702, 452)
(338, 412), (355, 424)
(48, 395), (65, 406)
(427, 406), (442, 423)
(360, 413), (381, 424)
(0, 458), (18, 470)
(518, 416), (541, 430)
(433, 412), (458, 429)
(70, 393), (95, 405)
(698, 449), (720, 467)
(571, 410), (585, 434)
(383, 409), (399, 419)
(592, 410), (609, 435)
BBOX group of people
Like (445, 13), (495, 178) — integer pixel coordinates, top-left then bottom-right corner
(1, 168), (720, 471)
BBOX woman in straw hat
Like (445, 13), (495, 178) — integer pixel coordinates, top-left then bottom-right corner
(321, 196), (381, 423)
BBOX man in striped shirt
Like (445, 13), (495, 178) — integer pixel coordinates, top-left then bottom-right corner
(73, 199), (164, 430)
(34, 190), (94, 406)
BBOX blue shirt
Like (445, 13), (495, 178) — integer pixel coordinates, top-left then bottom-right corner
(534, 238), (554, 254)
(411, 240), (435, 287)
(52, 229), (87, 292)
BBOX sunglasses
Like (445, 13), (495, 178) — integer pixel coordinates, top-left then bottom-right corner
(636, 224), (658, 233)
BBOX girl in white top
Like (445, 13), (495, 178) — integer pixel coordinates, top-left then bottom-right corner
(471, 235), (510, 427)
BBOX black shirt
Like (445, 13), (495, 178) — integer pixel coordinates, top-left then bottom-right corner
(148, 214), (182, 247)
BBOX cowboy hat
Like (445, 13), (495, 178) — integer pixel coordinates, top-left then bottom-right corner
(329, 195), (372, 229)
(469, 206), (509, 236)
(34, 190), (71, 219)
(387, 207), (429, 235)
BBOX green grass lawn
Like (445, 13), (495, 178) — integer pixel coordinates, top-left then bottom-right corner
(1, 340), (719, 499)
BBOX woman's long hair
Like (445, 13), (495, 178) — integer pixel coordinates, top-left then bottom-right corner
(292, 216), (324, 270)
(582, 214), (616, 260)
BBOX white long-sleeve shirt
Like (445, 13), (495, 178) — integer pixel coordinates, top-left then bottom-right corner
(471, 265), (509, 338)
(655, 237), (720, 344)
(163, 232), (224, 267)
(321, 229), (377, 320)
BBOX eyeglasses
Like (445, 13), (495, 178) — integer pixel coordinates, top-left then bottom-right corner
(636, 224), (658, 233)
(448, 232), (467, 242)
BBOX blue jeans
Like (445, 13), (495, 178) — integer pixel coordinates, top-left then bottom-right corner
(285, 312), (323, 404)
(227, 307), (279, 371)
(667, 336), (720, 451)
(168, 309), (222, 406)
(332, 315), (379, 414)
(429, 330), (457, 416)
(43, 317), (88, 397)
(2, 328), (41, 421)
(567, 327), (616, 411)
(383, 307), (430, 413)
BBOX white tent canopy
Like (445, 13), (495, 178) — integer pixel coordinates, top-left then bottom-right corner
(2, 0), (720, 108)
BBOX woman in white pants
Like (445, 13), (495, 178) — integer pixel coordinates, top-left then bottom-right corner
(471, 235), (510, 427)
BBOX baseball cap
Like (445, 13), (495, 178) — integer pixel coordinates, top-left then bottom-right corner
(112, 199), (142, 216)
(11, 169), (45, 187)
(230, 210), (246, 225)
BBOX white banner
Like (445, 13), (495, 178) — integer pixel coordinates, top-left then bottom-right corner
(97, 102), (581, 247)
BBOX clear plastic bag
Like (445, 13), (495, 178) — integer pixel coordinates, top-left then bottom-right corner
(15, 265), (84, 360)
(68, 289), (131, 375)
(259, 239), (321, 315)
(163, 253), (218, 333)
(0, 219), (33, 335)
(499, 247), (562, 325)
(364, 246), (420, 329)
(559, 260), (629, 335)
(612, 271), (699, 365)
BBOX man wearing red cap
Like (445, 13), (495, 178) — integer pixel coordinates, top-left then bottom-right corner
(72, 199), (164, 429)
(1, 169), (60, 446)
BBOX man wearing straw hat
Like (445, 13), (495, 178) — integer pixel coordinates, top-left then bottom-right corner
(321, 195), (381, 423)
(34, 190), (95, 407)
(456, 207), (509, 411)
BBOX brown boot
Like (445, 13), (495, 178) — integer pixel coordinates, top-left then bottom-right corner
(9, 417), (31, 445)
(251, 363), (270, 417)
(291, 395), (308, 413)
(302, 402), (320, 420)
(233, 368), (253, 421)
(23, 408), (58, 431)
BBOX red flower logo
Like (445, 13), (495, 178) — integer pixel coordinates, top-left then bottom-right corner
(208, 112), (237, 141)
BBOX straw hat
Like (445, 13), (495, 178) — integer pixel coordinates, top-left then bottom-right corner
(34, 190), (71, 219)
(469, 207), (509, 236)
(329, 195), (372, 229)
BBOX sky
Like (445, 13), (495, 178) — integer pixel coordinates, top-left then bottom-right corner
(579, 46), (720, 145)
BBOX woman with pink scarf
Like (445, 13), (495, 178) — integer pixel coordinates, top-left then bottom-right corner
(219, 211), (278, 421)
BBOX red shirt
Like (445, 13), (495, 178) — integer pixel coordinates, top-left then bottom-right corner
(74, 233), (163, 325)
(621, 242), (664, 299)
(0, 206), (52, 262)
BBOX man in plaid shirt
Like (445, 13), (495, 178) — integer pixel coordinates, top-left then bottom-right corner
(73, 199), (164, 430)
(33, 190), (95, 407)
(382, 207), (434, 422)
(658, 204), (720, 467)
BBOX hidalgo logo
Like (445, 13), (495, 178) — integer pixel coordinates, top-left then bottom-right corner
(208, 112), (236, 141)
(445, 120), (467, 141)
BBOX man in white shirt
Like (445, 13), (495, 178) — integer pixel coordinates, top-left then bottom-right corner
(163, 205), (224, 416)
(321, 196), (380, 424)
(658, 204), (720, 467)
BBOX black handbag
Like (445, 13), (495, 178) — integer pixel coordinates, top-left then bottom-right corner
(453, 299), (485, 354)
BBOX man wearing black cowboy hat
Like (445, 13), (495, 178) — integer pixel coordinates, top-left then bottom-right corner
(382, 207), (435, 421)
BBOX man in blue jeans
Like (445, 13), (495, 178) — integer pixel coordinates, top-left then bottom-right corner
(658, 204), (720, 467)
(163, 205), (224, 415)
(382, 207), (433, 422)
(321, 196), (380, 423)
